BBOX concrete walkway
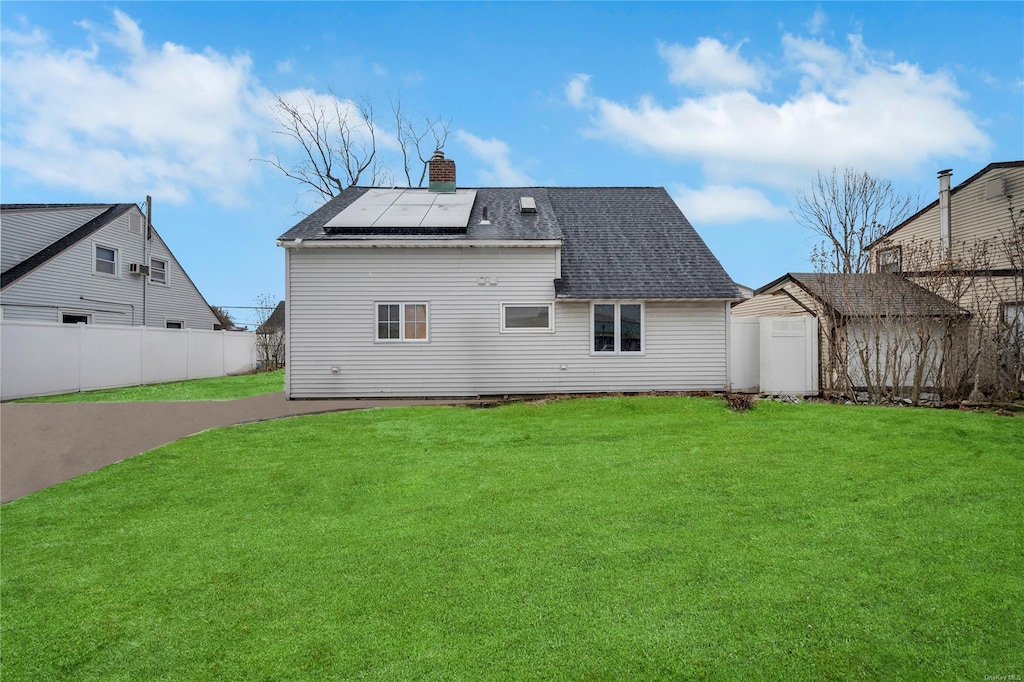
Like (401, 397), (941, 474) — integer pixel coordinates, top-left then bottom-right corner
(1, 392), (477, 503)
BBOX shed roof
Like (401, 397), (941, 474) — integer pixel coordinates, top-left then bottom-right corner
(759, 272), (969, 319)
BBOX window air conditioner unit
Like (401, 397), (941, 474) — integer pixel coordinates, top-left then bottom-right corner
(129, 263), (150, 275)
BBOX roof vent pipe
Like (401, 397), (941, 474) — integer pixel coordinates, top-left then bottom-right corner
(938, 169), (952, 262)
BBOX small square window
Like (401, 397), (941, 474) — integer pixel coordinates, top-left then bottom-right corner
(95, 245), (117, 276)
(877, 247), (901, 274)
(166, 320), (184, 329)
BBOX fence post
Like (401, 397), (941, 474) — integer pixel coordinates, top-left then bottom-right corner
(77, 322), (85, 394)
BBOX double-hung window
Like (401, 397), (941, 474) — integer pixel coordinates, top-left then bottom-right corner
(376, 302), (428, 342)
(877, 247), (901, 274)
(150, 258), (167, 284)
(95, 245), (118, 276)
(592, 302), (644, 354)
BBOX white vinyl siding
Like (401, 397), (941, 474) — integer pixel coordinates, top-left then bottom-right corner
(0, 206), (108, 272)
(0, 207), (218, 329)
(732, 285), (817, 318)
(285, 246), (728, 398)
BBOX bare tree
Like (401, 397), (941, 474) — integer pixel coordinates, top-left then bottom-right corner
(390, 93), (452, 188)
(796, 168), (918, 274)
(258, 91), (451, 204)
(210, 305), (236, 331)
(254, 294), (285, 371)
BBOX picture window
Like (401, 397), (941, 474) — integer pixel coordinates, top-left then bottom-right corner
(502, 303), (553, 332)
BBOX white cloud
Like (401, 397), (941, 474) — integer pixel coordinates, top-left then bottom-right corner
(657, 38), (765, 91)
(565, 74), (592, 108)
(372, 62), (388, 77)
(455, 130), (534, 186)
(569, 31), (990, 188)
(672, 184), (790, 224)
(0, 10), (269, 205)
(805, 9), (829, 36)
(276, 59), (294, 74)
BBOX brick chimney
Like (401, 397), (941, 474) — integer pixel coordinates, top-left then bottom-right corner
(938, 168), (952, 261)
(428, 150), (456, 193)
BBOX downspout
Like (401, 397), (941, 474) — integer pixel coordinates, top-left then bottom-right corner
(143, 196), (152, 327)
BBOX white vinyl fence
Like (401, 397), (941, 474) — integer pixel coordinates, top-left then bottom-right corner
(1, 320), (257, 400)
(730, 316), (819, 396)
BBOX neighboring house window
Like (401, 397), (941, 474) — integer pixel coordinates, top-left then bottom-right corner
(1004, 302), (1023, 329)
(592, 303), (644, 354)
(877, 247), (901, 274)
(376, 302), (428, 341)
(62, 313), (90, 324)
(150, 258), (167, 284)
(502, 303), (553, 332)
(95, 245), (118, 276)
(166, 320), (184, 329)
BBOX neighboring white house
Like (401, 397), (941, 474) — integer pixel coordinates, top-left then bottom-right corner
(277, 152), (740, 399)
(1, 203), (220, 329)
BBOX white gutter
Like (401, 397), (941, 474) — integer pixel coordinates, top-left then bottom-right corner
(277, 239), (563, 249)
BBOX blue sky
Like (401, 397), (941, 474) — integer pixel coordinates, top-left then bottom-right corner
(2, 2), (1021, 327)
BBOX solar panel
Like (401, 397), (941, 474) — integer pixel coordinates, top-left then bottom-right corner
(324, 189), (477, 231)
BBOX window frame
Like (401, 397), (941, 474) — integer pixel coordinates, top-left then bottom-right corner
(150, 257), (168, 285)
(876, 246), (902, 274)
(165, 319), (184, 330)
(500, 302), (554, 333)
(590, 301), (645, 356)
(93, 243), (119, 278)
(374, 301), (430, 343)
(60, 310), (92, 324)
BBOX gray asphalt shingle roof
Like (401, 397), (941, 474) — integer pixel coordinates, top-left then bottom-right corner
(278, 186), (738, 300)
(776, 272), (968, 318)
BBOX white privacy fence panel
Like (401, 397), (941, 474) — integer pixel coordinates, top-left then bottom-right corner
(729, 315), (818, 395)
(759, 316), (818, 395)
(729, 317), (760, 393)
(1, 320), (257, 400)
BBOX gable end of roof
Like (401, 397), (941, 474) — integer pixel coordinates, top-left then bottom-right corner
(1, 204), (135, 290)
(867, 160), (1024, 250)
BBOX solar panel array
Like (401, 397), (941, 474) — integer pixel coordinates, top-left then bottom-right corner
(324, 188), (477, 230)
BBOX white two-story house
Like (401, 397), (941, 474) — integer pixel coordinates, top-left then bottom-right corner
(1, 203), (219, 329)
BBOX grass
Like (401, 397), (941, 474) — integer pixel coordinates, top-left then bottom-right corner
(11, 370), (284, 403)
(1, 397), (1021, 680)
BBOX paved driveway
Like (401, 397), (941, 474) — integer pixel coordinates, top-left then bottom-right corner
(0, 392), (476, 503)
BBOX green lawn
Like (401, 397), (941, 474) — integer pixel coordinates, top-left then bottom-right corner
(11, 370), (284, 403)
(2, 398), (1021, 680)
